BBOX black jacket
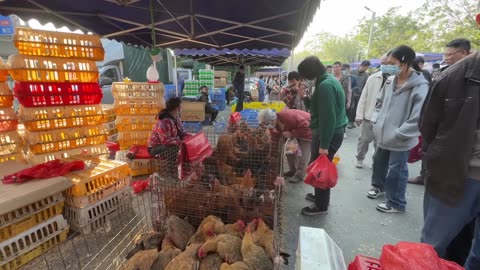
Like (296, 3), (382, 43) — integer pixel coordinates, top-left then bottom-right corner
(420, 52), (480, 206)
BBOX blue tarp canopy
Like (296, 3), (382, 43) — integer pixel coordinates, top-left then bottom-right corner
(174, 48), (291, 66)
(0, 0), (320, 53)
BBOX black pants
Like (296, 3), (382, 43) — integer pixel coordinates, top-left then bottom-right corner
(348, 95), (360, 123)
(235, 89), (244, 112)
(207, 108), (219, 122)
(310, 132), (344, 210)
(148, 145), (179, 178)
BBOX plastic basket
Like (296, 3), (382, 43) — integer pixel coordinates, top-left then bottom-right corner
(0, 59), (8, 82)
(182, 122), (203, 133)
(117, 131), (150, 141)
(0, 83), (11, 96)
(0, 153), (23, 164)
(0, 83), (13, 108)
(115, 150), (162, 176)
(0, 193), (64, 231)
(102, 105), (116, 122)
(64, 158), (131, 198)
(107, 133), (119, 143)
(107, 127), (118, 136)
(13, 27), (104, 60)
(23, 115), (105, 132)
(0, 109), (18, 132)
(231, 101), (286, 112)
(113, 99), (165, 115)
(28, 134), (107, 154)
(8, 55), (99, 83)
(14, 82), (102, 107)
(23, 125), (106, 145)
(104, 121), (116, 132)
(0, 215), (68, 263)
(112, 82), (165, 99)
(18, 105), (104, 121)
(0, 228), (68, 270)
(64, 187), (132, 234)
(117, 139), (149, 150)
(0, 201), (64, 242)
(115, 115), (156, 132)
(26, 145), (109, 165)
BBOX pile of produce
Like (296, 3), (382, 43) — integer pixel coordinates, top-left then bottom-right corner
(122, 215), (289, 270)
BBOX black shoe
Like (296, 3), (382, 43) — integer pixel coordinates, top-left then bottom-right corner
(347, 123), (356, 129)
(301, 205), (328, 216)
(305, 193), (315, 203)
(284, 171), (296, 177)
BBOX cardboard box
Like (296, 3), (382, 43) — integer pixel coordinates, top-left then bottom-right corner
(214, 70), (229, 78)
(182, 101), (205, 122)
(214, 78), (227, 87)
(250, 89), (259, 101)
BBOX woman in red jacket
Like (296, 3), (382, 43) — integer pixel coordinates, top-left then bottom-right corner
(258, 108), (312, 182)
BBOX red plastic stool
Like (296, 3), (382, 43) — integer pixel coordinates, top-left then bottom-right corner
(348, 255), (382, 270)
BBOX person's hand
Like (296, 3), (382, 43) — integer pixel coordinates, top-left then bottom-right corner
(298, 87), (306, 98)
(355, 119), (362, 126)
(319, 148), (329, 156)
(282, 131), (292, 138)
(346, 103), (351, 109)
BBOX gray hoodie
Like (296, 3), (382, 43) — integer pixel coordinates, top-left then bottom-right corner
(372, 71), (428, 151)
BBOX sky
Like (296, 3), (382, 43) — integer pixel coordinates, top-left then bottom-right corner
(295, 0), (427, 52)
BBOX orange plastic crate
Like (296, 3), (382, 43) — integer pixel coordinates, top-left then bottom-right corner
(0, 153), (23, 164)
(23, 125), (106, 145)
(13, 27), (104, 61)
(64, 159), (131, 198)
(19, 105), (103, 121)
(0, 201), (64, 242)
(0, 108), (18, 132)
(112, 82), (165, 99)
(117, 131), (150, 141)
(0, 131), (21, 157)
(26, 145), (109, 165)
(113, 99), (164, 115)
(0, 83), (13, 108)
(8, 55), (99, 83)
(23, 115), (105, 132)
(0, 59), (8, 82)
(118, 139), (149, 150)
(115, 115), (156, 131)
(28, 134), (107, 154)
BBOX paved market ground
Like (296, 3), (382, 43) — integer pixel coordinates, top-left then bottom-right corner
(214, 107), (423, 268)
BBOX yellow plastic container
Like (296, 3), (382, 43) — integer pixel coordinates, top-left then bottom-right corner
(115, 115), (157, 132)
(0, 153), (22, 164)
(117, 139), (149, 150)
(23, 115), (106, 132)
(28, 134), (107, 154)
(113, 99), (165, 115)
(8, 55), (99, 83)
(0, 228), (68, 270)
(231, 101), (286, 112)
(117, 131), (150, 141)
(26, 145), (109, 165)
(0, 59), (8, 82)
(23, 125), (106, 145)
(112, 82), (165, 99)
(0, 201), (64, 242)
(13, 27), (104, 61)
(18, 104), (104, 122)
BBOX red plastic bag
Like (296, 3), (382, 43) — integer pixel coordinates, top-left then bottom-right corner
(380, 242), (464, 270)
(131, 179), (150, 194)
(304, 155), (338, 189)
(229, 112), (241, 125)
(127, 145), (152, 160)
(3, 160), (85, 184)
(408, 136), (422, 163)
(182, 132), (213, 163)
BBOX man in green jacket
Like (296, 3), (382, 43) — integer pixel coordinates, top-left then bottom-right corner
(298, 56), (348, 215)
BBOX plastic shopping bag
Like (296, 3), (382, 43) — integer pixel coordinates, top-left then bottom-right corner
(284, 137), (301, 156)
(304, 155), (338, 189)
(380, 242), (464, 270)
(3, 160), (85, 184)
(182, 132), (213, 163)
(408, 136), (422, 163)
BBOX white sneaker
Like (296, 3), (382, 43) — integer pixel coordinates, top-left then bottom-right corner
(344, 133), (348, 139)
(356, 160), (363, 169)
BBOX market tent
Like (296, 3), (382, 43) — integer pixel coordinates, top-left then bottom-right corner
(0, 0), (320, 51)
(173, 48), (291, 66)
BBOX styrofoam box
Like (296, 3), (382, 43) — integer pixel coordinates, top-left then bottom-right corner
(295, 227), (346, 270)
(64, 187), (132, 234)
(0, 214), (68, 265)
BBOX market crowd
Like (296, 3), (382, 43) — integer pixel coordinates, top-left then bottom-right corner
(248, 38), (478, 270)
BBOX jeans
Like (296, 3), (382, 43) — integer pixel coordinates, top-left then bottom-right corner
(421, 178), (480, 270)
(310, 132), (344, 210)
(371, 147), (409, 210)
(235, 89), (244, 112)
(356, 119), (376, 161)
(286, 139), (312, 178)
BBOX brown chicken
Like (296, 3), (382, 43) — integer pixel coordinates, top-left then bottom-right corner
(164, 243), (201, 270)
(241, 227), (273, 270)
(122, 249), (158, 270)
(252, 218), (275, 259)
(229, 169), (255, 188)
(224, 220), (246, 238)
(151, 236), (182, 270)
(187, 215), (225, 246)
(198, 234), (243, 264)
(216, 134), (241, 165)
(218, 160), (237, 180)
(126, 231), (165, 259)
(220, 261), (251, 270)
(199, 253), (223, 270)
(213, 178), (237, 209)
(166, 215), (195, 250)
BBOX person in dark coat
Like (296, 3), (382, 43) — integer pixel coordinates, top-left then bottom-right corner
(420, 51), (480, 270)
(198, 86), (218, 124)
(233, 65), (246, 112)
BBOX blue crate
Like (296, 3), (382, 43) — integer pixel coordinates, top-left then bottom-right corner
(183, 121), (203, 133)
(212, 99), (226, 111)
(164, 84), (178, 100)
(214, 121), (227, 133)
(210, 88), (226, 102)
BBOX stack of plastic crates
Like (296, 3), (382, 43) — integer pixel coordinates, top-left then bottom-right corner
(199, 69), (214, 91)
(231, 101), (286, 113)
(10, 27), (108, 165)
(115, 150), (162, 177)
(0, 60), (22, 164)
(112, 82), (165, 151)
(0, 193), (69, 270)
(62, 155), (133, 234)
(239, 109), (260, 128)
(164, 84), (177, 101)
(183, 80), (200, 97)
(103, 105), (118, 142)
(210, 87), (226, 111)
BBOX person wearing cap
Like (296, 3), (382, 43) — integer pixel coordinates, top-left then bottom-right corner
(349, 60), (371, 129)
(258, 109), (312, 183)
(233, 65), (246, 112)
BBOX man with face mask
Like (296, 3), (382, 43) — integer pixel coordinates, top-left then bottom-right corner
(355, 55), (388, 169)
